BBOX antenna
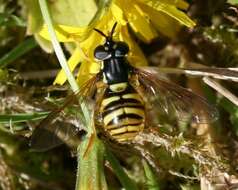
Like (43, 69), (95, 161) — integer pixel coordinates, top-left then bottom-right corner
(93, 28), (108, 38)
(94, 22), (118, 40)
(109, 22), (117, 39)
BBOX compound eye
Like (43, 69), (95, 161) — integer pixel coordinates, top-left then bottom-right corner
(115, 42), (129, 57)
(94, 45), (110, 60)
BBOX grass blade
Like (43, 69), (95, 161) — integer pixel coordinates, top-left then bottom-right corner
(0, 37), (37, 68)
(106, 149), (138, 190)
(0, 112), (49, 123)
(76, 137), (108, 190)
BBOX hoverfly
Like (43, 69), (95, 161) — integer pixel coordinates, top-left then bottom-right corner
(31, 23), (238, 152)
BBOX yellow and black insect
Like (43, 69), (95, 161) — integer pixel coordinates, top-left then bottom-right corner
(31, 23), (238, 151)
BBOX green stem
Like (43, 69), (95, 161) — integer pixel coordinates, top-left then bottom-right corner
(76, 137), (107, 190)
(38, 0), (78, 92)
(38, 2), (102, 190)
(38, 0), (90, 126)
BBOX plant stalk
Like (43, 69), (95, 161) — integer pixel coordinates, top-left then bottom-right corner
(38, 2), (105, 190)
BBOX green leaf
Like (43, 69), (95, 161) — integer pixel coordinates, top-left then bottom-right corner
(0, 112), (49, 124)
(220, 98), (238, 132)
(0, 37), (38, 68)
(106, 148), (138, 190)
(228, 0), (238, 5)
(143, 160), (160, 190)
(0, 13), (26, 27)
(24, 0), (44, 34)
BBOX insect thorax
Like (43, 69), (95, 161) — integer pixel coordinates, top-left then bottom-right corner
(102, 57), (131, 85)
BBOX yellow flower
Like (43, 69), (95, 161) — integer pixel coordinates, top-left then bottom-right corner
(39, 0), (195, 85)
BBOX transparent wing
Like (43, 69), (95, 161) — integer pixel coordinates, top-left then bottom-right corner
(141, 67), (238, 82)
(30, 74), (100, 151)
(133, 68), (218, 125)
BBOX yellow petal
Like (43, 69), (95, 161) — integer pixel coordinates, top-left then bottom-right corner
(142, 1), (196, 28)
(77, 61), (100, 85)
(111, 3), (127, 25)
(39, 24), (90, 42)
(80, 61), (100, 75)
(80, 31), (103, 60)
(174, 0), (189, 10)
(94, 10), (120, 37)
(116, 0), (158, 42)
(54, 47), (83, 85)
(140, 0), (189, 10)
(139, 3), (181, 37)
(119, 26), (148, 66)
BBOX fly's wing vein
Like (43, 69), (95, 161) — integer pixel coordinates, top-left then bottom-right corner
(133, 68), (218, 125)
(141, 66), (238, 82)
(30, 74), (100, 151)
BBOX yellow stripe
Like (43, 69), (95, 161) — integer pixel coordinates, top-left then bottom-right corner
(102, 96), (120, 107)
(127, 124), (144, 132)
(110, 127), (127, 135)
(124, 107), (145, 118)
(109, 125), (143, 135)
(103, 108), (124, 126)
(109, 82), (127, 92)
(105, 118), (142, 129)
(113, 133), (138, 141)
(122, 93), (143, 103)
(104, 107), (144, 126)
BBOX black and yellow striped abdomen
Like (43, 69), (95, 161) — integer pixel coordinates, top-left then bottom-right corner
(100, 82), (145, 142)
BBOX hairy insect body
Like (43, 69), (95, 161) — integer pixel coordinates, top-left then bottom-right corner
(31, 23), (218, 151)
(94, 34), (146, 142)
(99, 82), (145, 142)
